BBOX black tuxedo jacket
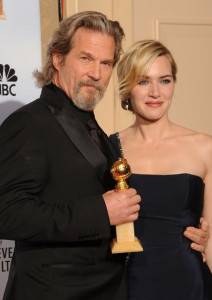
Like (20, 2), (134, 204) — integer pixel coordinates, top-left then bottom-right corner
(0, 85), (126, 300)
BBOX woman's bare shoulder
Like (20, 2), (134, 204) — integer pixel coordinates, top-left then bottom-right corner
(171, 123), (196, 136)
(188, 130), (212, 160)
(173, 123), (212, 142)
(190, 130), (212, 144)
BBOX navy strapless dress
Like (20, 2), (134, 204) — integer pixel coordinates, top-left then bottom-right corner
(110, 133), (212, 300)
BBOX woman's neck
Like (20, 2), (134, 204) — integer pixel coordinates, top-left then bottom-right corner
(131, 115), (173, 143)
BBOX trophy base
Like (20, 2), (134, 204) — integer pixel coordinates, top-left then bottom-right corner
(110, 237), (143, 254)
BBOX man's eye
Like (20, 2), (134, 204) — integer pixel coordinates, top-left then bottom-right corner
(102, 62), (111, 67)
(81, 57), (88, 61)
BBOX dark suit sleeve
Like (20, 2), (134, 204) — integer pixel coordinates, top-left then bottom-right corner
(0, 111), (111, 242)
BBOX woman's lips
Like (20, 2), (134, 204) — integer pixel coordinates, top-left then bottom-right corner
(145, 101), (163, 107)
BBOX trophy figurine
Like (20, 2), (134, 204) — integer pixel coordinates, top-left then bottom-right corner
(110, 158), (143, 254)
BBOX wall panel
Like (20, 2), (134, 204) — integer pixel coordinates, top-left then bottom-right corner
(155, 19), (212, 134)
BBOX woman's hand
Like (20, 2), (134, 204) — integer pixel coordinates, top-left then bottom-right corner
(183, 217), (210, 262)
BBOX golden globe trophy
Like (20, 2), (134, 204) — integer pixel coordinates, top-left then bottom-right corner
(110, 158), (143, 254)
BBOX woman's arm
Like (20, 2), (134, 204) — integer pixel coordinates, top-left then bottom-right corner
(202, 136), (212, 271)
(203, 176), (212, 270)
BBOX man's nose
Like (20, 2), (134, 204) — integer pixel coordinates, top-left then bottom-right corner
(87, 62), (101, 81)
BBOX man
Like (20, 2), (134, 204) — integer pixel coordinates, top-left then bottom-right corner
(0, 11), (209, 300)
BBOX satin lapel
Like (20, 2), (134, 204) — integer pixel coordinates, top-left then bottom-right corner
(43, 93), (109, 186)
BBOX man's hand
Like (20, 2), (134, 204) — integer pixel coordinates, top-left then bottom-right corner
(103, 188), (141, 226)
(183, 217), (210, 262)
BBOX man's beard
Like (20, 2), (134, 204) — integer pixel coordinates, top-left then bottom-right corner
(72, 79), (105, 111)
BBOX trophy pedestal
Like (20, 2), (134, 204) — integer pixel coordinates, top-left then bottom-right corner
(111, 222), (143, 254)
(110, 158), (143, 254)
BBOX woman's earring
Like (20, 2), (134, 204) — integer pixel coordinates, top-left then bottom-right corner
(125, 99), (129, 110)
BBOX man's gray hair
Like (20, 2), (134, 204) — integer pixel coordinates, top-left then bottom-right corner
(33, 11), (125, 87)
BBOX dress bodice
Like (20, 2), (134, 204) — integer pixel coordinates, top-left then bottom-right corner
(129, 173), (204, 263)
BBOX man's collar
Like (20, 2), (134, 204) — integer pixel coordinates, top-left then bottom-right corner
(48, 83), (94, 127)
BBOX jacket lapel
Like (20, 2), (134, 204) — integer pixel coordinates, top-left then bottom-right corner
(41, 86), (115, 186)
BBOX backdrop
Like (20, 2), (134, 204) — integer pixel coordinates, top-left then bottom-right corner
(0, 0), (42, 298)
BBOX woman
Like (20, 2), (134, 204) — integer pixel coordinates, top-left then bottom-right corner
(110, 40), (212, 299)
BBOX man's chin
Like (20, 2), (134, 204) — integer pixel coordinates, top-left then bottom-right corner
(72, 97), (99, 112)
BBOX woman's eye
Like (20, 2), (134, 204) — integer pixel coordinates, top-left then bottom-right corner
(161, 79), (171, 84)
(139, 80), (148, 85)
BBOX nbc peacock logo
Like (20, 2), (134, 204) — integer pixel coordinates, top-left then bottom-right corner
(0, 64), (18, 96)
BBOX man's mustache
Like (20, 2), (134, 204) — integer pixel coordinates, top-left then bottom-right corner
(78, 80), (105, 91)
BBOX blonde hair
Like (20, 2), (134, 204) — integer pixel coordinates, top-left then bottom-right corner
(117, 40), (177, 111)
(34, 11), (124, 87)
